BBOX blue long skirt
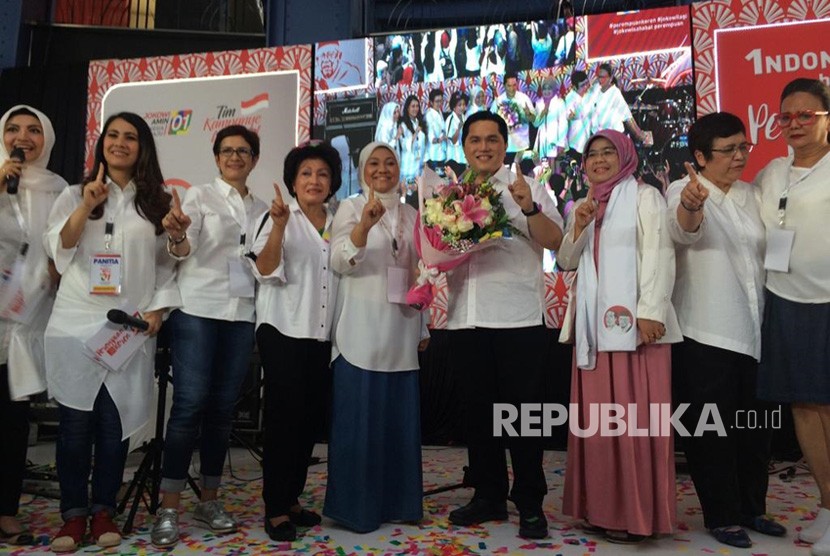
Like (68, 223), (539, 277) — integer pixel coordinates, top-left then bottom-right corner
(323, 356), (423, 533)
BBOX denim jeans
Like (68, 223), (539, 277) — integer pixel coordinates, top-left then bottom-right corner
(56, 386), (129, 520)
(160, 310), (255, 492)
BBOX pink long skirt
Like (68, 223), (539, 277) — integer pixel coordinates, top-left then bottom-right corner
(562, 344), (676, 536)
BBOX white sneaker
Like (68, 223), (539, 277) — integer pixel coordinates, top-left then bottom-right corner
(802, 508), (830, 544)
(812, 526), (830, 556)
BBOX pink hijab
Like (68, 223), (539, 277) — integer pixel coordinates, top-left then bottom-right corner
(583, 129), (638, 224)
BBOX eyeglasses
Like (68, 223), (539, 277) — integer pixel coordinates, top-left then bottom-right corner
(218, 147), (253, 159)
(776, 110), (830, 127)
(709, 142), (754, 156)
(585, 147), (618, 160)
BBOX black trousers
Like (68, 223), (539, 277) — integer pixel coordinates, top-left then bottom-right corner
(0, 364), (30, 516)
(672, 338), (774, 529)
(258, 325), (331, 518)
(447, 326), (549, 510)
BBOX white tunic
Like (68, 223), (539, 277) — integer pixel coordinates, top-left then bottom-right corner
(330, 195), (425, 371)
(667, 176), (765, 360)
(584, 84), (633, 136)
(43, 182), (180, 439)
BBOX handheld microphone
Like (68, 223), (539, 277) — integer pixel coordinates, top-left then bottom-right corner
(106, 309), (149, 332)
(5, 147), (25, 195)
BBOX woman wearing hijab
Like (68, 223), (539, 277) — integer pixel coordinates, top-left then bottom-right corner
(558, 130), (680, 543)
(324, 142), (428, 533)
(44, 112), (179, 552)
(466, 86), (489, 117)
(374, 102), (402, 149)
(251, 141), (342, 543)
(0, 105), (68, 546)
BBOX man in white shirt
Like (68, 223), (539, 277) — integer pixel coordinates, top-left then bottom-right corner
(667, 112), (785, 548)
(446, 111), (564, 540)
(424, 89), (447, 174)
(490, 74), (535, 163)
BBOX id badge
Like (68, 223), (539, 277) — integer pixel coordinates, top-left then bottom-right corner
(228, 256), (255, 298)
(387, 267), (410, 304)
(764, 228), (795, 272)
(90, 253), (122, 295)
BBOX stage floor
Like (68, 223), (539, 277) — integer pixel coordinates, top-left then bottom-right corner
(10, 443), (817, 555)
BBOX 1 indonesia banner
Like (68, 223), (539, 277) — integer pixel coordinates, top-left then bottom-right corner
(714, 18), (830, 179)
(100, 71), (300, 203)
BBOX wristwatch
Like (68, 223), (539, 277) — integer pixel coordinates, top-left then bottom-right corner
(522, 202), (541, 217)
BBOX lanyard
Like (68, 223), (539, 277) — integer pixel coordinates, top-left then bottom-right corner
(373, 198), (403, 262)
(778, 156), (827, 227)
(9, 193), (29, 255)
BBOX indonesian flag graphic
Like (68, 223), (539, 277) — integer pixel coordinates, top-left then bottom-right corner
(240, 92), (270, 115)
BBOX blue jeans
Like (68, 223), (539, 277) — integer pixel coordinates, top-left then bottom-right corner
(160, 310), (254, 492)
(57, 386), (129, 520)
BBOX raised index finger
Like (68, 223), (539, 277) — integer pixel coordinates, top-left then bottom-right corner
(272, 182), (285, 204)
(683, 161), (699, 184)
(368, 182), (375, 202)
(171, 188), (182, 211)
(96, 163), (106, 184)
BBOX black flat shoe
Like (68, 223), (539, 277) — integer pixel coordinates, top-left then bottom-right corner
(711, 526), (752, 548)
(264, 517), (296, 542)
(741, 516), (787, 537)
(289, 509), (321, 528)
(0, 527), (34, 546)
(518, 510), (548, 539)
(448, 499), (508, 526)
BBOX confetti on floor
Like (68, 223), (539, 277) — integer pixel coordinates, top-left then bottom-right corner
(8, 447), (816, 555)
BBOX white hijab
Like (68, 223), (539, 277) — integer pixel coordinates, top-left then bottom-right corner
(0, 105), (67, 194)
(358, 141), (402, 209)
(374, 102), (399, 147)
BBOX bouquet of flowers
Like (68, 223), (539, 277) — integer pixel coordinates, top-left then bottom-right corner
(406, 168), (518, 310)
(495, 98), (524, 130)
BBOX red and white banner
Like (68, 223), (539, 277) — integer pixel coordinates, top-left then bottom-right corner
(714, 18), (830, 178)
(586, 6), (690, 62)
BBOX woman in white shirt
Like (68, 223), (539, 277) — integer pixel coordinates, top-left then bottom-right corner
(668, 113), (784, 548)
(45, 112), (178, 552)
(754, 78), (830, 556)
(250, 141), (341, 542)
(0, 105), (67, 546)
(558, 130), (680, 544)
(445, 91), (468, 176)
(323, 141), (428, 533)
(150, 126), (267, 548)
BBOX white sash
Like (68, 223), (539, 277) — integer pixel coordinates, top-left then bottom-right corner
(575, 176), (638, 369)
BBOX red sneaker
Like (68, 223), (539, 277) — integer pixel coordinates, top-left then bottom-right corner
(90, 511), (121, 548)
(51, 516), (86, 553)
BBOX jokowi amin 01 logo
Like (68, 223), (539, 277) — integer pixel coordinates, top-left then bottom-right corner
(166, 110), (193, 136)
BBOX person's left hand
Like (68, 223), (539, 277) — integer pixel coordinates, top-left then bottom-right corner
(508, 162), (534, 213)
(637, 318), (665, 345)
(418, 338), (430, 352)
(141, 309), (164, 337)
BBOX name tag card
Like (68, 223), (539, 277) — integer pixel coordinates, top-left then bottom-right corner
(764, 228), (795, 272)
(0, 256), (50, 324)
(228, 257), (256, 298)
(84, 303), (147, 372)
(90, 254), (123, 295)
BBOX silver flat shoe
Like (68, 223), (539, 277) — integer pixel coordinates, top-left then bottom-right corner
(151, 508), (179, 548)
(193, 500), (237, 534)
